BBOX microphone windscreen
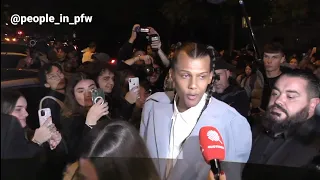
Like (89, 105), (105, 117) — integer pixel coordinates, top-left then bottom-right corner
(199, 126), (226, 163)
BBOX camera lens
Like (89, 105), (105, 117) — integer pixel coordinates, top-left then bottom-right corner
(41, 110), (45, 116)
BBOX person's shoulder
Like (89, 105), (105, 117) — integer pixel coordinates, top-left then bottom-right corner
(146, 91), (173, 104)
(207, 97), (247, 121)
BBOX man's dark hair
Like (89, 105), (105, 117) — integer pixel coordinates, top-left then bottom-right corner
(89, 42), (96, 49)
(171, 42), (213, 70)
(38, 63), (63, 85)
(281, 70), (320, 99)
(263, 42), (284, 55)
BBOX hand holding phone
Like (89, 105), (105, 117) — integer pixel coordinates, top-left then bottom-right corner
(86, 99), (109, 126)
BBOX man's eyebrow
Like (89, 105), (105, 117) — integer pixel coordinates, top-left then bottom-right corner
(179, 70), (209, 74)
(273, 86), (300, 95)
(286, 90), (300, 95)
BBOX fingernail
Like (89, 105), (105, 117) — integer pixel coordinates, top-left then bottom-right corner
(220, 171), (225, 175)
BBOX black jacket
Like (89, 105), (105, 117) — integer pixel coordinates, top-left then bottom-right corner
(1, 114), (45, 180)
(212, 84), (250, 118)
(106, 93), (135, 121)
(248, 116), (320, 168)
(60, 114), (111, 164)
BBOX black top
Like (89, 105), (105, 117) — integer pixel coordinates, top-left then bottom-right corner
(260, 74), (281, 111)
(248, 117), (320, 168)
(212, 84), (250, 118)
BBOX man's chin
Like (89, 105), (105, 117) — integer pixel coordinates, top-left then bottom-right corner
(270, 114), (286, 122)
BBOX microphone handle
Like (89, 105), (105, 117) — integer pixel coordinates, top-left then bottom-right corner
(210, 159), (221, 180)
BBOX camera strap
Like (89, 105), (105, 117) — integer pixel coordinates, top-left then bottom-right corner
(39, 96), (65, 110)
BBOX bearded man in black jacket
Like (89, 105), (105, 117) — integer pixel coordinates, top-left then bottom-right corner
(248, 70), (320, 169)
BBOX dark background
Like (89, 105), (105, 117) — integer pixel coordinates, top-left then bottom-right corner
(2, 0), (320, 57)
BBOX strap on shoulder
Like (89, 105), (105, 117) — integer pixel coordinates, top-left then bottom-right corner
(39, 96), (65, 110)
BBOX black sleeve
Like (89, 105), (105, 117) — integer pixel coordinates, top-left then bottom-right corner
(111, 96), (135, 121)
(232, 91), (250, 118)
(41, 99), (62, 130)
(1, 114), (43, 159)
(60, 115), (84, 163)
(118, 41), (134, 61)
(60, 115), (93, 163)
(117, 60), (133, 71)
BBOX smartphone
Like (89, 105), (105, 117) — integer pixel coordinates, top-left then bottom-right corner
(135, 27), (150, 33)
(91, 88), (105, 105)
(129, 77), (139, 91)
(38, 108), (52, 126)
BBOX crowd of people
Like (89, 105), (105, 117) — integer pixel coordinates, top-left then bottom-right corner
(1, 24), (319, 180)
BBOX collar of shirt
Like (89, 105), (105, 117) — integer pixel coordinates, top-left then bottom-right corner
(173, 93), (208, 124)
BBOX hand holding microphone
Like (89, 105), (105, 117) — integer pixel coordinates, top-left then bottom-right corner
(199, 126), (226, 180)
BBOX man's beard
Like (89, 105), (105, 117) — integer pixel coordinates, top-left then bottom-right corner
(262, 104), (310, 133)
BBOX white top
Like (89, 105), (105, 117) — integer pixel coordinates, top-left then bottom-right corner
(167, 93), (208, 160)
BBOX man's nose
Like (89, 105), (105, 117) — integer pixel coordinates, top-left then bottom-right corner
(188, 77), (197, 89)
(274, 94), (285, 106)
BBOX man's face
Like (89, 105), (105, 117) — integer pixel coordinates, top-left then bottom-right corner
(147, 45), (153, 56)
(57, 49), (66, 61)
(147, 64), (161, 84)
(289, 58), (298, 69)
(213, 69), (230, 94)
(171, 52), (213, 111)
(263, 52), (285, 72)
(45, 66), (66, 90)
(267, 75), (315, 124)
(97, 70), (115, 93)
(245, 66), (252, 76)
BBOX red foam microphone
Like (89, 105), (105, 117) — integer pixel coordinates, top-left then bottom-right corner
(199, 126), (226, 180)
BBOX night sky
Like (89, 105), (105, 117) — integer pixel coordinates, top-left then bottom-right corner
(2, 0), (320, 56)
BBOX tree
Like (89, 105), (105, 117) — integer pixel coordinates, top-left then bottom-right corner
(270, 0), (308, 24)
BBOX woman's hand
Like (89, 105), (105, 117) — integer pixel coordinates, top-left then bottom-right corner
(139, 55), (153, 65)
(32, 117), (53, 145)
(125, 86), (140, 104)
(86, 99), (109, 126)
(48, 129), (62, 150)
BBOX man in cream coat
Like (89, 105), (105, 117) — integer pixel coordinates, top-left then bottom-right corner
(140, 43), (252, 180)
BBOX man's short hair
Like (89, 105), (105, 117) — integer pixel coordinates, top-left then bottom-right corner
(263, 42), (284, 55)
(280, 70), (320, 99)
(89, 42), (96, 49)
(38, 63), (63, 85)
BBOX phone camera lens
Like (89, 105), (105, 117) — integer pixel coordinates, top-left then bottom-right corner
(41, 110), (45, 116)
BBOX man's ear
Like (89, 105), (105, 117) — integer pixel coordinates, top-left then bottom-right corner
(44, 83), (50, 88)
(209, 71), (214, 84)
(169, 68), (174, 79)
(308, 98), (320, 118)
(280, 55), (286, 64)
(226, 70), (231, 78)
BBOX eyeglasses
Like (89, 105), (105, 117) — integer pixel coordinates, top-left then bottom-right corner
(47, 71), (63, 80)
